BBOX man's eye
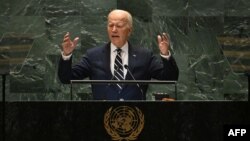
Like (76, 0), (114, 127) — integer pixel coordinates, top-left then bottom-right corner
(117, 24), (125, 28)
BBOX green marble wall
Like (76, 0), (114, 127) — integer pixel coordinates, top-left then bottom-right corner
(0, 0), (249, 101)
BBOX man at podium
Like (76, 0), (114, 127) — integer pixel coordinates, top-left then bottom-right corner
(58, 9), (179, 100)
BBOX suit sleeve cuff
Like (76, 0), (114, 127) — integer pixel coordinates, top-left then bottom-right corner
(61, 51), (72, 60)
(160, 51), (171, 60)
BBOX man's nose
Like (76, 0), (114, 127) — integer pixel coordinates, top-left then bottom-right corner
(112, 26), (117, 32)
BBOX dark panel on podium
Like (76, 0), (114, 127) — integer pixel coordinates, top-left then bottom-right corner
(4, 102), (250, 141)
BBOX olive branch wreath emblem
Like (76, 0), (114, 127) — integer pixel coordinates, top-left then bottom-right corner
(104, 106), (144, 141)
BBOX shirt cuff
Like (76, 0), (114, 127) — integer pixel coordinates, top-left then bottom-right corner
(160, 51), (171, 60)
(61, 51), (72, 60)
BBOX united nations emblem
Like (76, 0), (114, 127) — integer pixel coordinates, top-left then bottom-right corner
(104, 106), (144, 140)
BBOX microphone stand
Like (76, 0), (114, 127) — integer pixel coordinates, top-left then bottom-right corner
(124, 65), (144, 100)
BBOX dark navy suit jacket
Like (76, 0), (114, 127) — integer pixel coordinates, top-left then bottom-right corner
(58, 42), (179, 100)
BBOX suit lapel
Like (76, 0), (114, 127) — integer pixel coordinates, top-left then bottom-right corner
(126, 42), (137, 80)
(102, 42), (113, 79)
(121, 43), (138, 93)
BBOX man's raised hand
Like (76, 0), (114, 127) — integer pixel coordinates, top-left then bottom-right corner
(61, 32), (79, 56)
(157, 33), (170, 56)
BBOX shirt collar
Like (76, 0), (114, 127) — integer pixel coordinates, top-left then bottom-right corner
(111, 42), (128, 54)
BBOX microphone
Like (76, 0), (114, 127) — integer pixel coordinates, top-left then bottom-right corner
(124, 64), (144, 100)
(108, 64), (122, 86)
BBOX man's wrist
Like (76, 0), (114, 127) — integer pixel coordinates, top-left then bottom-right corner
(160, 51), (171, 60)
(61, 51), (72, 60)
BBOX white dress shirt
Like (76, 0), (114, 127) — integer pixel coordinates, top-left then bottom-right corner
(110, 42), (128, 78)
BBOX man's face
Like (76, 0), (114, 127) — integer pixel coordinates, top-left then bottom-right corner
(107, 11), (132, 47)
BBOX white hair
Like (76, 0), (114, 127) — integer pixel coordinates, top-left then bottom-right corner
(108, 9), (133, 29)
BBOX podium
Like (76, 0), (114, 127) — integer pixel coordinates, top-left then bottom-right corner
(1, 101), (249, 141)
(70, 80), (178, 101)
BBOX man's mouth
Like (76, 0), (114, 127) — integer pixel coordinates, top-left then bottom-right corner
(112, 35), (120, 38)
